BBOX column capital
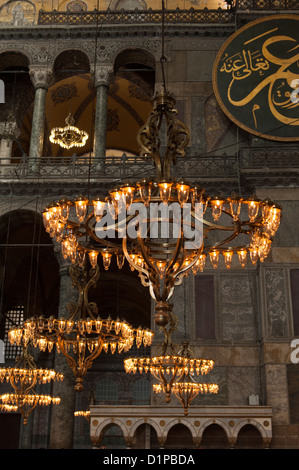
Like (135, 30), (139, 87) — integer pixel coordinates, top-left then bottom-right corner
(91, 64), (114, 87)
(0, 119), (20, 140)
(29, 65), (54, 90)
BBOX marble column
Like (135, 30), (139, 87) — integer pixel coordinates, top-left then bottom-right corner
(0, 119), (20, 167)
(48, 250), (78, 449)
(28, 66), (53, 173)
(92, 65), (114, 170)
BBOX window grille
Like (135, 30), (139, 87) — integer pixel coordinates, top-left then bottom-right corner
(4, 306), (24, 361)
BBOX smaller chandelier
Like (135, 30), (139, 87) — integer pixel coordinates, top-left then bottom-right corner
(125, 353), (215, 404)
(155, 371), (219, 416)
(0, 393), (61, 424)
(74, 410), (90, 422)
(124, 306), (216, 410)
(0, 345), (63, 424)
(49, 113), (89, 149)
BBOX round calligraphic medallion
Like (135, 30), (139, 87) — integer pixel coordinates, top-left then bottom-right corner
(212, 15), (299, 141)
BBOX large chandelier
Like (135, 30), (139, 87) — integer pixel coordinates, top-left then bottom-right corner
(9, 263), (153, 392)
(49, 113), (89, 149)
(41, 89), (282, 329)
(0, 345), (63, 424)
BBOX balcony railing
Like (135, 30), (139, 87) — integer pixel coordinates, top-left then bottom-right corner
(237, 0), (298, 9)
(38, 8), (235, 26)
(0, 147), (298, 184)
(37, 2), (299, 26)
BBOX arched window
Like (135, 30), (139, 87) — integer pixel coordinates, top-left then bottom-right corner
(96, 379), (119, 404)
(133, 378), (150, 405)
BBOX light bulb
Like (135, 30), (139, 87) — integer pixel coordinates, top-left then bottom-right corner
(223, 250), (234, 269)
(158, 180), (173, 204)
(137, 179), (152, 206)
(75, 197), (88, 223)
(89, 251), (98, 268)
(92, 198), (105, 222)
(237, 249), (247, 268)
(176, 180), (190, 206)
(248, 199), (259, 222)
(211, 198), (224, 221)
(102, 251), (112, 270)
(209, 250), (219, 268)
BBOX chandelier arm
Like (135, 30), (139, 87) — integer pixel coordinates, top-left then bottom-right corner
(77, 338), (104, 378)
(82, 266), (100, 320)
(19, 400), (39, 425)
(122, 236), (151, 280)
(137, 111), (163, 179)
(165, 229), (184, 276)
(162, 115), (190, 180)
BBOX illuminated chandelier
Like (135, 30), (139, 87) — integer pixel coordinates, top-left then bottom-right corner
(152, 342), (218, 415)
(9, 263), (153, 392)
(41, 88), (282, 329)
(74, 410), (90, 422)
(49, 112), (89, 149)
(124, 308), (218, 412)
(0, 344), (63, 424)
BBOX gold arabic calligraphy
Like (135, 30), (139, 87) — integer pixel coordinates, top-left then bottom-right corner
(220, 28), (299, 128)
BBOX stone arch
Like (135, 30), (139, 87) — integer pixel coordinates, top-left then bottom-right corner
(53, 49), (91, 82)
(163, 422), (194, 449)
(113, 47), (156, 97)
(0, 198), (46, 218)
(129, 418), (162, 441)
(94, 418), (128, 444)
(199, 418), (231, 438)
(234, 419), (270, 445)
(96, 421), (127, 448)
(199, 420), (231, 448)
(114, 47), (157, 73)
(162, 418), (196, 443)
(129, 422), (160, 449)
(0, 50), (31, 71)
(0, 207), (59, 321)
(235, 423), (265, 448)
(0, 50), (32, 128)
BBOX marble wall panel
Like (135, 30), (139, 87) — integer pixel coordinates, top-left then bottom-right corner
(264, 267), (290, 338)
(227, 367), (261, 406)
(219, 275), (258, 342)
(264, 364), (289, 425)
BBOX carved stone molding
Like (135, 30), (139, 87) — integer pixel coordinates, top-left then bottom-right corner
(91, 64), (114, 88)
(0, 36), (162, 68)
(0, 119), (20, 140)
(29, 65), (54, 89)
(89, 405), (273, 449)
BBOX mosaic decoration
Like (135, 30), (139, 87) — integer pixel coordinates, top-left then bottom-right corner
(0, 0), (36, 26)
(51, 83), (78, 106)
(128, 83), (151, 102)
(66, 1), (88, 12)
(212, 15), (299, 141)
